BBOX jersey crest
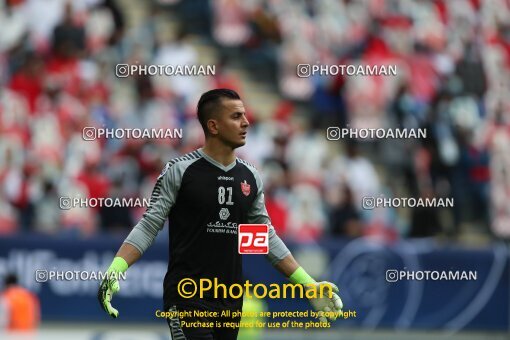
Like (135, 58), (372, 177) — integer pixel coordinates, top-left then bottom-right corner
(241, 180), (251, 196)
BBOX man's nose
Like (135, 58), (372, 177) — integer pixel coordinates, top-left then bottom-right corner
(242, 115), (250, 127)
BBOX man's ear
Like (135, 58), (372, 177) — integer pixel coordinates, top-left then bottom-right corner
(207, 119), (219, 135)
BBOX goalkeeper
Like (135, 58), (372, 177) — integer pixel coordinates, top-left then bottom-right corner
(98, 89), (343, 339)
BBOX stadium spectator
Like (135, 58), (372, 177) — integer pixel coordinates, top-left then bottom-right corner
(409, 185), (443, 238)
(0, 273), (40, 331)
(329, 184), (362, 238)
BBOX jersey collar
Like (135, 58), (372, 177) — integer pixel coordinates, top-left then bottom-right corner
(197, 148), (237, 172)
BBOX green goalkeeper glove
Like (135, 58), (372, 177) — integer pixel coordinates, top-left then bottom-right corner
(98, 257), (128, 318)
(289, 267), (343, 322)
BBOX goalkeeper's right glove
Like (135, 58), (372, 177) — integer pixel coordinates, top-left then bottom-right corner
(98, 257), (128, 318)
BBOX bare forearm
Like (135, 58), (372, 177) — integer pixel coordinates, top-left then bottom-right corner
(273, 253), (300, 278)
(115, 243), (142, 267)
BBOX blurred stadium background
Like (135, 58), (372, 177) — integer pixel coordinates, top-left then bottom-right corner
(0, 0), (509, 339)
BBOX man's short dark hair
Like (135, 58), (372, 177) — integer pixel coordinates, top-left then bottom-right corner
(197, 89), (241, 134)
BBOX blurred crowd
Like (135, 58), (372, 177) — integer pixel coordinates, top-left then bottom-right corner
(0, 0), (509, 241)
(0, 0), (204, 236)
(212, 0), (510, 240)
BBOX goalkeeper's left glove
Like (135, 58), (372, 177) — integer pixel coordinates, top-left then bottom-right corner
(289, 267), (343, 322)
(98, 257), (128, 318)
